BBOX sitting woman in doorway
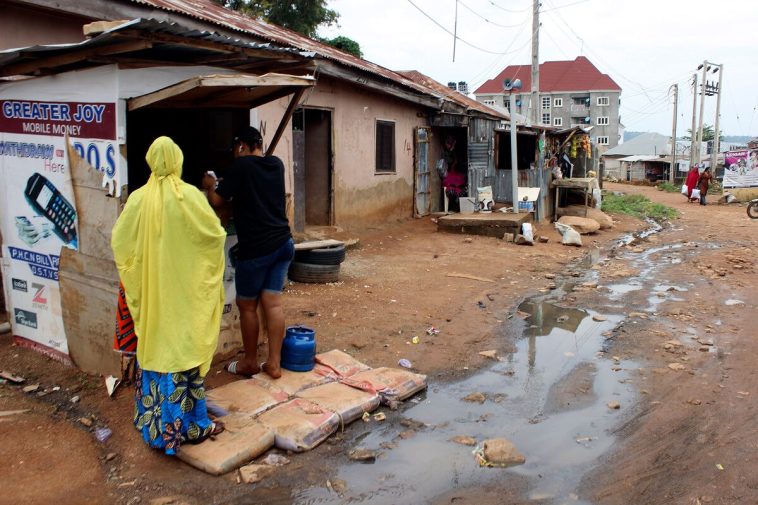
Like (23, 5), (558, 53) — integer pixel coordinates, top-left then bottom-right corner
(112, 136), (227, 455)
(441, 134), (466, 211)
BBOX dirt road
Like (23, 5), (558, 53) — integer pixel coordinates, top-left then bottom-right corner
(0, 183), (755, 505)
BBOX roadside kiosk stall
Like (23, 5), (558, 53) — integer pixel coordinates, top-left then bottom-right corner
(0, 19), (314, 376)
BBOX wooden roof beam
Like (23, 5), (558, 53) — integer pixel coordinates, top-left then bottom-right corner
(0, 40), (152, 77)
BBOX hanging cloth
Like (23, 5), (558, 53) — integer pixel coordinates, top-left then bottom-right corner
(111, 137), (226, 376)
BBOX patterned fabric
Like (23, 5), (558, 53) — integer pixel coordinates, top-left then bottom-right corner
(133, 365), (214, 455)
(114, 282), (137, 354)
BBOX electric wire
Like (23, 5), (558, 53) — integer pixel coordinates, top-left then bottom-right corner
(540, 0), (592, 13)
(459, 0), (526, 28)
(487, 0), (531, 14)
(406, 0), (532, 55)
(541, 0), (661, 104)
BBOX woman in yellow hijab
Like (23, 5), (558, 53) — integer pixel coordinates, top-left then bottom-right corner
(112, 137), (226, 454)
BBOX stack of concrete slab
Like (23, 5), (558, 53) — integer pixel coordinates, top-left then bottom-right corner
(178, 350), (427, 475)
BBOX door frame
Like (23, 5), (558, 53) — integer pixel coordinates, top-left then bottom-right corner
(293, 106), (335, 228)
(414, 126), (431, 217)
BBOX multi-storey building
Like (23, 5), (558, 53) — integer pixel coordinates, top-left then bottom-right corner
(474, 56), (622, 152)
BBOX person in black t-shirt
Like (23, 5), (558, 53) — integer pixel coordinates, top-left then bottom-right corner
(202, 126), (294, 379)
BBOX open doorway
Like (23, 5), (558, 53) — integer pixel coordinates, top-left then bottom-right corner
(292, 108), (333, 230)
(435, 126), (468, 212)
(126, 108), (248, 192)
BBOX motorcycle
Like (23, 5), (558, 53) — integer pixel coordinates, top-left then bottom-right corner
(748, 198), (758, 219)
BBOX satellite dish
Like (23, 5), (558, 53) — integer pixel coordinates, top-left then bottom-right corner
(503, 78), (522, 91)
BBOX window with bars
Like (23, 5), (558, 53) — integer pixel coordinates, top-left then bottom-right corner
(553, 117), (563, 126)
(541, 112), (550, 125)
(483, 99), (496, 106)
(553, 98), (563, 107)
(597, 116), (609, 125)
(596, 136), (609, 145)
(504, 98), (511, 109)
(375, 120), (396, 173)
(542, 97), (551, 109)
(597, 96), (610, 106)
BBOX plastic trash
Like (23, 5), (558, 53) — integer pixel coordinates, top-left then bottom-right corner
(592, 188), (602, 209)
(105, 375), (120, 397)
(95, 427), (113, 442)
(398, 359), (413, 369)
(426, 327), (440, 336)
(262, 453), (290, 466)
(411, 336), (420, 344)
(555, 222), (582, 247)
(521, 223), (534, 244)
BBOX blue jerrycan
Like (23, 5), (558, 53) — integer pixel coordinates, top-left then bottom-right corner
(281, 325), (316, 372)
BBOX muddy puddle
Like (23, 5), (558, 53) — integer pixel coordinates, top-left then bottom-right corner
(284, 224), (717, 504)
(292, 297), (634, 504)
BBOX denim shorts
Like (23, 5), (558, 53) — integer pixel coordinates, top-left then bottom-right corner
(235, 238), (295, 300)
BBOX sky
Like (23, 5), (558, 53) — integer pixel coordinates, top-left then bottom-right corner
(320, 0), (758, 139)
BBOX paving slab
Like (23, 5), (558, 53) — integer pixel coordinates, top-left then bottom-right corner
(343, 367), (428, 402)
(251, 367), (334, 396)
(206, 379), (288, 416)
(257, 398), (340, 452)
(178, 414), (274, 475)
(295, 381), (381, 424)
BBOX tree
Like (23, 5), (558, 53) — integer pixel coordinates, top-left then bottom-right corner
(212, 0), (338, 38)
(321, 35), (362, 58)
(683, 124), (724, 143)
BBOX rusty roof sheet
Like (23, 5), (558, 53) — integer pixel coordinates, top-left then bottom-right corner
(0, 18), (309, 76)
(397, 70), (507, 120)
(128, 0), (440, 99)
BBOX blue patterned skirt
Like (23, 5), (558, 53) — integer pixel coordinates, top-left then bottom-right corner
(133, 365), (214, 455)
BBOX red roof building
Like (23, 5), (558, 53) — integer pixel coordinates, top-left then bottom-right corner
(474, 56), (623, 150)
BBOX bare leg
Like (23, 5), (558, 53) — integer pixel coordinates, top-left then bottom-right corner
(235, 298), (261, 375)
(260, 291), (285, 379)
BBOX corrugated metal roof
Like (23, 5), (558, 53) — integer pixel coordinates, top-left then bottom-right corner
(127, 0), (438, 99)
(0, 18), (308, 74)
(604, 132), (670, 157)
(397, 70), (507, 120)
(475, 56), (621, 95)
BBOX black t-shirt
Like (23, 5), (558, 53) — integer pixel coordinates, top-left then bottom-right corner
(216, 155), (291, 259)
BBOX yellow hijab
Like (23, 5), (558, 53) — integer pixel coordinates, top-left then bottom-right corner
(111, 137), (226, 376)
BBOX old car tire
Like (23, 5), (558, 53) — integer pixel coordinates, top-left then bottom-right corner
(288, 261), (340, 283)
(294, 244), (346, 265)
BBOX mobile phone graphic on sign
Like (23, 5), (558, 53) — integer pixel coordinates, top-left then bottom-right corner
(24, 173), (77, 245)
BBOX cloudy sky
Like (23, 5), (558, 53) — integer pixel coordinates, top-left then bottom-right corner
(320, 0), (758, 138)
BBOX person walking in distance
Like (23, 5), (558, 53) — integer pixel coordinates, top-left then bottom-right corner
(203, 127), (294, 379)
(697, 166), (713, 206)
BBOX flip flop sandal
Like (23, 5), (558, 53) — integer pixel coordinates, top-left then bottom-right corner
(226, 360), (254, 377)
(210, 421), (225, 437)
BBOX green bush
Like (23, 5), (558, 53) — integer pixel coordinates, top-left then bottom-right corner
(657, 181), (680, 193)
(602, 193), (678, 221)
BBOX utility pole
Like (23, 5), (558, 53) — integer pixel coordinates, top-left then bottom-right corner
(452, 0), (458, 62)
(669, 83), (678, 183)
(710, 64), (724, 173)
(529, 0), (540, 126)
(696, 60), (708, 165)
(690, 73), (698, 166)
